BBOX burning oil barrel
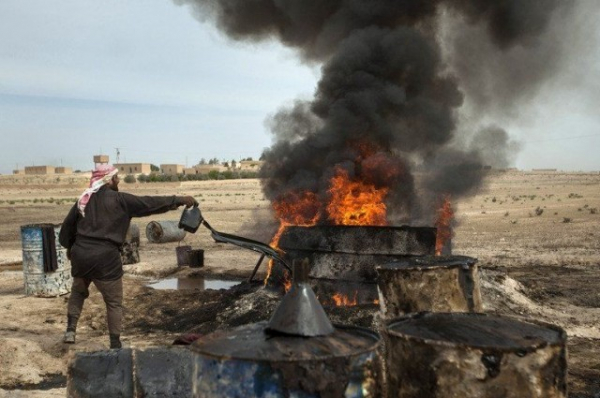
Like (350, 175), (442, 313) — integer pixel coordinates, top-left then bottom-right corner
(20, 223), (72, 297)
(376, 255), (482, 318)
(121, 224), (140, 265)
(277, 225), (436, 283)
(145, 220), (186, 243)
(382, 312), (567, 398)
(191, 322), (380, 397)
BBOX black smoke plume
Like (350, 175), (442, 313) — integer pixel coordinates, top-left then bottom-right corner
(176, 0), (578, 224)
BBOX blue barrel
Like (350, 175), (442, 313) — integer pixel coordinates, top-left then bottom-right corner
(192, 322), (380, 397)
(20, 223), (72, 297)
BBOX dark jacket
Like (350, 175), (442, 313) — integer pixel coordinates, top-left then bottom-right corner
(59, 186), (178, 280)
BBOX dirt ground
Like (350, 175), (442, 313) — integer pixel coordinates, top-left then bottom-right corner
(0, 171), (598, 397)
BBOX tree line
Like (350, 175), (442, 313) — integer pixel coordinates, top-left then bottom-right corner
(123, 170), (259, 183)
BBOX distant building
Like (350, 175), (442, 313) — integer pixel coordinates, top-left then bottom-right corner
(532, 168), (557, 172)
(55, 167), (73, 174)
(195, 165), (228, 174)
(238, 160), (264, 171)
(182, 164), (229, 175)
(183, 167), (200, 175)
(13, 169), (24, 175)
(114, 163), (151, 175)
(25, 166), (55, 175)
(94, 155), (110, 164)
(160, 164), (184, 176)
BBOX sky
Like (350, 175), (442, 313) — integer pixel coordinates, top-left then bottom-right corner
(0, 0), (599, 174)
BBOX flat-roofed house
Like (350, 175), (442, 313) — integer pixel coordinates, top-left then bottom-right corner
(114, 163), (151, 175)
(25, 166), (55, 175)
(238, 160), (264, 171)
(160, 164), (184, 176)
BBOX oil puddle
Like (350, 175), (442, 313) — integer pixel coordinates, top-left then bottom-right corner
(147, 277), (241, 291)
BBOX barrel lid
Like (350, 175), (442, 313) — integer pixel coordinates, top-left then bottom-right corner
(191, 322), (379, 362)
(21, 223), (60, 230)
(376, 255), (477, 271)
(386, 312), (565, 351)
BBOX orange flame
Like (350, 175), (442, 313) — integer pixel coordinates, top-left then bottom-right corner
(264, 191), (321, 288)
(327, 167), (388, 226)
(265, 150), (396, 288)
(331, 291), (358, 307)
(435, 196), (454, 255)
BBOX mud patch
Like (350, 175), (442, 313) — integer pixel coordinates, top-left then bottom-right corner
(507, 265), (600, 308)
(567, 338), (600, 398)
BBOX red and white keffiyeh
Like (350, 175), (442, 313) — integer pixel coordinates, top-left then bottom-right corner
(77, 165), (118, 216)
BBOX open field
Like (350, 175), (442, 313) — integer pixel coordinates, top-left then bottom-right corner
(0, 171), (599, 397)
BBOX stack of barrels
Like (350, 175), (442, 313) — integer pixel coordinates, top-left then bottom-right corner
(375, 255), (567, 398)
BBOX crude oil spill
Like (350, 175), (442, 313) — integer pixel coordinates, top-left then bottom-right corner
(148, 278), (240, 291)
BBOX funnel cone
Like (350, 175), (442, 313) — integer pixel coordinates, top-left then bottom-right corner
(266, 259), (334, 337)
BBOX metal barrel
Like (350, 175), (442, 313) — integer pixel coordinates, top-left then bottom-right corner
(176, 245), (192, 266)
(188, 249), (204, 268)
(269, 225), (437, 286)
(382, 312), (567, 398)
(192, 322), (380, 397)
(125, 223), (140, 244)
(121, 224), (141, 265)
(145, 221), (186, 243)
(20, 223), (72, 297)
(376, 255), (483, 318)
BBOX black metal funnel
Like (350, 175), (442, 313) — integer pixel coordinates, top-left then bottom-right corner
(265, 259), (335, 337)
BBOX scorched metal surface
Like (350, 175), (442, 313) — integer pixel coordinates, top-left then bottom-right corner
(382, 312), (567, 398)
(376, 255), (482, 316)
(275, 225), (436, 283)
(192, 321), (380, 398)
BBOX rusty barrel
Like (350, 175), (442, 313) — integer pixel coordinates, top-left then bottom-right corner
(192, 322), (380, 397)
(376, 255), (482, 318)
(176, 245), (192, 266)
(145, 221), (186, 243)
(121, 224), (140, 265)
(20, 223), (71, 297)
(382, 312), (567, 398)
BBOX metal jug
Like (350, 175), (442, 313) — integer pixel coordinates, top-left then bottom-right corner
(178, 206), (203, 233)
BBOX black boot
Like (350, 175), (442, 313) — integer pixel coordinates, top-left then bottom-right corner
(63, 315), (77, 344)
(109, 334), (122, 349)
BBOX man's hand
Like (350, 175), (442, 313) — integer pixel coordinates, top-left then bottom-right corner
(178, 196), (199, 208)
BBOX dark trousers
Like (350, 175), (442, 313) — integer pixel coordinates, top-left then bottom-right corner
(67, 277), (123, 335)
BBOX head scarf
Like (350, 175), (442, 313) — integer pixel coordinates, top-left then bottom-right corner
(77, 165), (119, 216)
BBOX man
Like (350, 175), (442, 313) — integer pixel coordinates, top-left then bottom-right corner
(58, 164), (198, 349)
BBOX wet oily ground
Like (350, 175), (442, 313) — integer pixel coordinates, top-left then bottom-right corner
(130, 273), (378, 340)
(0, 265), (599, 397)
